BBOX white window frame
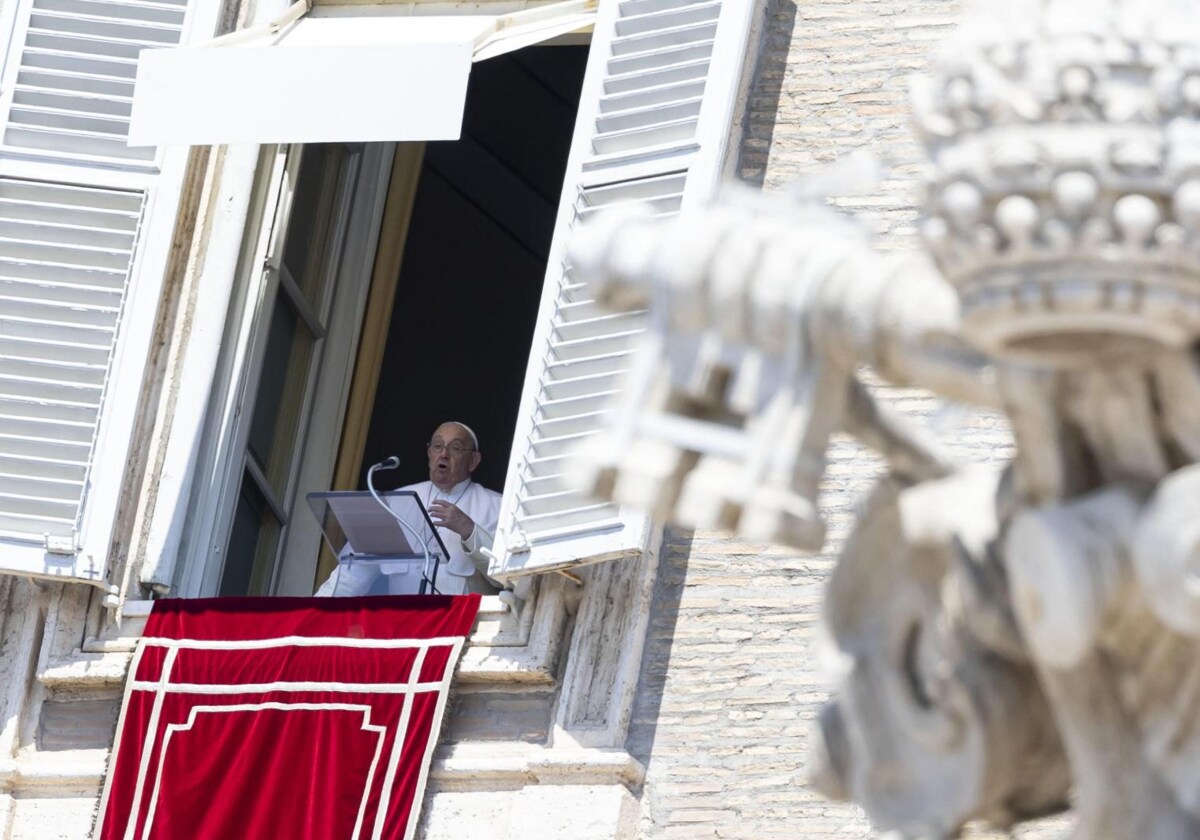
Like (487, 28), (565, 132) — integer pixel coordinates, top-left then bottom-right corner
(177, 142), (392, 598)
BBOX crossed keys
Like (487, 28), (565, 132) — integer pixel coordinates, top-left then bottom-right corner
(564, 186), (967, 550)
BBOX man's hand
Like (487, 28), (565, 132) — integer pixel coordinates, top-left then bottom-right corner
(429, 500), (475, 540)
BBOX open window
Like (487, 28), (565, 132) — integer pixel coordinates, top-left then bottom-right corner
(143, 0), (760, 599)
(183, 44), (592, 597)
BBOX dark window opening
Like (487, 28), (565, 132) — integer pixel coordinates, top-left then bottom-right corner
(361, 45), (589, 493)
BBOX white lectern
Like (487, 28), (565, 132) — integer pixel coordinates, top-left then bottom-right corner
(306, 490), (449, 595)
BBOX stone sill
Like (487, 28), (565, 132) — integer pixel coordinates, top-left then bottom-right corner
(0, 749), (108, 789)
(431, 744), (645, 787)
(41, 586), (564, 689)
(0, 745), (643, 791)
(85, 595), (513, 652)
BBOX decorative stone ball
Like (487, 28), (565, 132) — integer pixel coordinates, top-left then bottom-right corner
(1051, 171), (1100, 220)
(1113, 194), (1161, 245)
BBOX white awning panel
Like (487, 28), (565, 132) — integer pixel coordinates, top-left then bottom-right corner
(128, 2), (595, 147)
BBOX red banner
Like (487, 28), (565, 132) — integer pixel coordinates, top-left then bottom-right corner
(96, 595), (479, 840)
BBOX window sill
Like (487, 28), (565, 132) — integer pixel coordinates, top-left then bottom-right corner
(41, 581), (569, 689)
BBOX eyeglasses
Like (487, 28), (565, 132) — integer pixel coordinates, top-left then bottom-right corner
(427, 441), (475, 456)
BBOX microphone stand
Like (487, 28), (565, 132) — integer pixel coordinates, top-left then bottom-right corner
(367, 456), (438, 595)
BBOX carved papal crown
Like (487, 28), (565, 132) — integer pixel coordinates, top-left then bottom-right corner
(915, 0), (1200, 363)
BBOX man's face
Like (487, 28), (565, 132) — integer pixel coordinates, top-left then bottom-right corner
(427, 423), (481, 490)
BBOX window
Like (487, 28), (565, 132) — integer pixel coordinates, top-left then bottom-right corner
(183, 143), (391, 597)
(219, 146), (351, 595)
(188, 44), (591, 598)
(168, 0), (761, 600)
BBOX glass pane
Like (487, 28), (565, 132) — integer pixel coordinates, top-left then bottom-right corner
(221, 472), (283, 596)
(247, 296), (315, 496)
(281, 144), (346, 311)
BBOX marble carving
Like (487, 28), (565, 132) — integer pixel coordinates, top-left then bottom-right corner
(568, 1), (1200, 837)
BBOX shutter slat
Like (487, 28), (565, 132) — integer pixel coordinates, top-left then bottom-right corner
(609, 22), (718, 57)
(0, 356), (107, 385)
(0, 453), (87, 482)
(18, 65), (134, 93)
(31, 9), (186, 38)
(0, 217), (135, 248)
(0, 473), (84, 502)
(515, 503), (621, 531)
(595, 96), (702, 133)
(619, 0), (704, 15)
(5, 125), (156, 160)
(593, 116), (698, 154)
(10, 102), (131, 133)
(1, 236), (134, 266)
(599, 79), (707, 112)
(0, 315), (116, 346)
(604, 58), (709, 94)
(36, 0), (187, 26)
(614, 2), (720, 35)
(0, 297), (118, 330)
(0, 408), (97, 432)
(0, 491), (80, 522)
(26, 26), (171, 54)
(0, 336), (112, 366)
(0, 512), (76, 539)
(0, 429), (92, 456)
(607, 41), (712, 76)
(24, 32), (144, 60)
(15, 83), (134, 113)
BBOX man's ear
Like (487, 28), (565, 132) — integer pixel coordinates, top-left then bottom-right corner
(468, 451), (482, 473)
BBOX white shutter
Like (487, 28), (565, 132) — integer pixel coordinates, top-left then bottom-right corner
(0, 0), (191, 586)
(492, 0), (759, 578)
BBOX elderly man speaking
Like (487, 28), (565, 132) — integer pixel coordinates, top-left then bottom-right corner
(315, 421), (502, 596)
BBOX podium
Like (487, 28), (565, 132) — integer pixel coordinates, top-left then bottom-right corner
(306, 490), (449, 595)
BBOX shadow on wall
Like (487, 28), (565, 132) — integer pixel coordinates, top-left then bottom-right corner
(737, 0), (798, 187)
(623, 526), (690, 795)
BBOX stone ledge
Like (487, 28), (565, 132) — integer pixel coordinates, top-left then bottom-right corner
(0, 745), (644, 792)
(42, 592), (563, 688)
(0, 749), (107, 789)
(432, 744), (646, 787)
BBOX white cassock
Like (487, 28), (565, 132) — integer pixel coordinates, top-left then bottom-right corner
(315, 478), (502, 597)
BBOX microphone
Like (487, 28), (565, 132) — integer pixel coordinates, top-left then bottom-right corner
(364, 456), (437, 595)
(371, 455), (400, 473)
(366, 456), (400, 495)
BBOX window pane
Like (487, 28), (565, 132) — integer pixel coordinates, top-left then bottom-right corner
(281, 144), (345, 311)
(221, 472), (283, 596)
(247, 295), (315, 497)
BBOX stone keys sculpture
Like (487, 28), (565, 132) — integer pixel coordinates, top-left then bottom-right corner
(566, 2), (1200, 838)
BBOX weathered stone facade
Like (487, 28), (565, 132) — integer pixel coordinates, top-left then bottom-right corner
(623, 2), (1064, 837)
(0, 2), (1087, 838)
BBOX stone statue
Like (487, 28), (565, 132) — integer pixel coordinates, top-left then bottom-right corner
(566, 1), (1200, 837)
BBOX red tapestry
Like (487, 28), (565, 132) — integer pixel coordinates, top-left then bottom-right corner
(96, 595), (479, 840)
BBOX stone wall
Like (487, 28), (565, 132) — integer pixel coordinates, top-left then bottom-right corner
(626, 1), (1065, 837)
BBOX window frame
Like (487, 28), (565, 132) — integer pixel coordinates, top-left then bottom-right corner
(177, 142), (393, 598)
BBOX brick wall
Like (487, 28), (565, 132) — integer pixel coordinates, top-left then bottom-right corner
(627, 1), (1066, 837)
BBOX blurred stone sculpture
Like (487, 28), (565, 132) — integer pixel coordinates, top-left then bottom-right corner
(567, 1), (1200, 837)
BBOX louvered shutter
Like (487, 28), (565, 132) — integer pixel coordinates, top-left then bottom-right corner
(0, 0), (190, 584)
(491, 0), (759, 579)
